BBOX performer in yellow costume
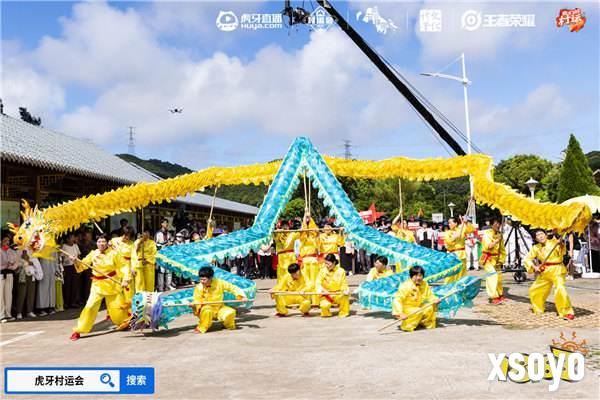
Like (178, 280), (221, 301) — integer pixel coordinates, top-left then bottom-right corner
(270, 263), (312, 316)
(524, 230), (574, 320)
(392, 266), (440, 332)
(394, 220), (416, 243)
(319, 223), (344, 263)
(299, 213), (320, 305)
(443, 216), (474, 284)
(316, 254), (350, 317)
(366, 256), (394, 281)
(192, 267), (248, 333)
(109, 226), (135, 303)
(479, 218), (507, 304)
(274, 221), (300, 283)
(69, 234), (129, 341)
(389, 219), (415, 273)
(131, 228), (157, 292)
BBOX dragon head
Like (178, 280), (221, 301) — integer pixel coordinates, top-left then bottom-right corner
(7, 200), (57, 259)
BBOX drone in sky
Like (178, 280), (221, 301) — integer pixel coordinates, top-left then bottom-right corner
(169, 108), (183, 114)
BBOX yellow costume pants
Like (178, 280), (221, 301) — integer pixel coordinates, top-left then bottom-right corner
(443, 258), (466, 285)
(134, 266), (155, 292)
(529, 265), (574, 317)
(483, 263), (503, 299)
(277, 253), (297, 283)
(123, 277), (135, 303)
(55, 281), (64, 310)
(275, 295), (311, 315)
(73, 288), (128, 333)
(319, 294), (350, 318)
(400, 305), (436, 332)
(303, 257), (320, 305)
(196, 305), (237, 333)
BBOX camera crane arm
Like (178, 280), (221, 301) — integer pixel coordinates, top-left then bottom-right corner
(283, 1), (467, 156)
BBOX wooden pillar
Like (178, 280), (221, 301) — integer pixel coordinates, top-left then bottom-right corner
(35, 175), (41, 207)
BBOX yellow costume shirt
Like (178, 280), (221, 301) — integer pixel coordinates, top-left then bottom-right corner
(366, 267), (393, 281)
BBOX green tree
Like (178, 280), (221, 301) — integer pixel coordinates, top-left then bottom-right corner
(557, 134), (600, 202)
(494, 155), (554, 196)
(539, 164), (561, 202)
(280, 198), (306, 220)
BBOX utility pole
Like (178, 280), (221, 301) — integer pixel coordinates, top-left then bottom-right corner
(343, 139), (352, 159)
(128, 126), (136, 155)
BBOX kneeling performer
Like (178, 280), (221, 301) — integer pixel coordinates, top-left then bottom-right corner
(392, 266), (440, 332)
(270, 263), (312, 317)
(192, 267), (248, 333)
(316, 254), (350, 318)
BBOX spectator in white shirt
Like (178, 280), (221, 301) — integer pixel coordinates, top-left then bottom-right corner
(1, 232), (18, 322)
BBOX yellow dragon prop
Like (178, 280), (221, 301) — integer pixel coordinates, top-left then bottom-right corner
(8, 153), (592, 257)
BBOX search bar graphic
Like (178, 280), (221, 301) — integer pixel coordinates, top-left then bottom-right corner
(5, 368), (154, 395)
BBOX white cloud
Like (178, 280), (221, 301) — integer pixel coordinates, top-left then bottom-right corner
(1, 41), (65, 119)
(35, 1), (176, 88)
(1, 1), (595, 169)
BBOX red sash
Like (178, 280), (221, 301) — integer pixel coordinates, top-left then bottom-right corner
(91, 271), (117, 281)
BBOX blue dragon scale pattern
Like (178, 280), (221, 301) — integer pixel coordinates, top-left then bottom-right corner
(136, 137), (481, 330)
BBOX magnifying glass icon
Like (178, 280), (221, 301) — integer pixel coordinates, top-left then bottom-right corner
(100, 373), (115, 388)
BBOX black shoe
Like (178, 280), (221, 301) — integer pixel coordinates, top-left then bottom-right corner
(469, 267), (475, 271)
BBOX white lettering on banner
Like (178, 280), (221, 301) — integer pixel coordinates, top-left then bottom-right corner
(419, 9), (442, 32)
(462, 10), (535, 31)
(488, 352), (585, 392)
(217, 11), (283, 31)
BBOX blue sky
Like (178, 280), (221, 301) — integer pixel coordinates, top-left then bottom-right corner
(2, 1), (598, 169)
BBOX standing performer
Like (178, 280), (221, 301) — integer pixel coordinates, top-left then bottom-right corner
(69, 234), (129, 341)
(479, 219), (507, 304)
(274, 221), (300, 283)
(389, 220), (415, 273)
(316, 254), (350, 318)
(132, 228), (157, 292)
(524, 230), (574, 320)
(299, 212), (320, 305)
(319, 223), (344, 264)
(191, 267), (248, 333)
(443, 217), (474, 284)
(392, 266), (440, 332)
(269, 263), (312, 317)
(392, 220), (416, 244)
(366, 256), (394, 281)
(110, 226), (135, 303)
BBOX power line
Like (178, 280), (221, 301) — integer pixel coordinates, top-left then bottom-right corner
(128, 126), (136, 155)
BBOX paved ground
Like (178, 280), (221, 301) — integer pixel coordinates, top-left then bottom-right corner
(1, 272), (599, 399)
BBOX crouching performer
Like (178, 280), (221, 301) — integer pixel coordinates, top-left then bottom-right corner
(192, 267), (248, 334)
(316, 254), (350, 318)
(392, 266), (440, 332)
(70, 234), (130, 341)
(269, 263), (312, 317)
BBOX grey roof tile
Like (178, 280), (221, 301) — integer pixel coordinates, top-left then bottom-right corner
(1, 114), (258, 215)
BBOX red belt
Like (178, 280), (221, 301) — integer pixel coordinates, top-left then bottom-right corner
(540, 261), (561, 272)
(321, 294), (335, 303)
(91, 271), (116, 281)
(278, 249), (295, 255)
(124, 256), (131, 260)
(449, 247), (465, 252)
(480, 252), (498, 264)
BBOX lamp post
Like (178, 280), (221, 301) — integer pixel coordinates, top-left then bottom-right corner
(422, 53), (475, 223)
(448, 202), (456, 218)
(526, 177), (539, 199)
